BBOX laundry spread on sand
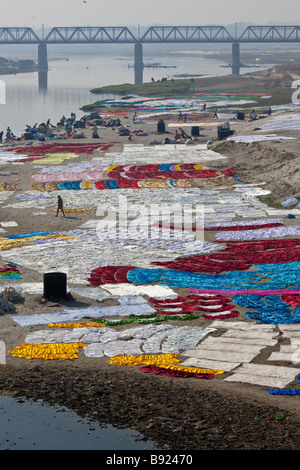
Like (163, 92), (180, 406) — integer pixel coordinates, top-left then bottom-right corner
(10, 295), (157, 326)
(0, 260), (21, 279)
(9, 142), (113, 156)
(2, 129), (300, 390)
(29, 156), (240, 191)
(0, 182), (20, 191)
(260, 114), (300, 131)
(94, 93), (260, 122)
(148, 293), (239, 320)
(18, 323), (217, 360)
(232, 294), (300, 324)
(0, 232), (77, 251)
(227, 134), (297, 143)
(8, 342), (87, 360)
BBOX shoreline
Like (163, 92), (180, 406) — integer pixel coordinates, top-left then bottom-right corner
(83, 65), (293, 111)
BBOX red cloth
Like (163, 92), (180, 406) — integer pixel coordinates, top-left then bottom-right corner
(281, 294), (300, 306)
(152, 239), (300, 274)
(138, 365), (214, 379)
(11, 143), (113, 155)
(201, 311), (239, 320)
(87, 266), (135, 286)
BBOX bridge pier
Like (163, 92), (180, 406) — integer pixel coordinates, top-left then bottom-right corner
(38, 43), (48, 90)
(134, 42), (143, 84)
(232, 42), (240, 75)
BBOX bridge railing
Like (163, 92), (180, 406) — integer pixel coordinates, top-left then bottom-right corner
(0, 25), (300, 44)
(238, 25), (300, 42)
(139, 26), (234, 43)
(44, 26), (137, 43)
(0, 27), (40, 43)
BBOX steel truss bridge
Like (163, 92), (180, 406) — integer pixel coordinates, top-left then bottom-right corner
(1, 25), (300, 86)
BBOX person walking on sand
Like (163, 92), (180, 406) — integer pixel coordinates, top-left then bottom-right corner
(56, 195), (65, 217)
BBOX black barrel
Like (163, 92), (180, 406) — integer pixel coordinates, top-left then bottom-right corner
(157, 121), (165, 133)
(237, 111), (245, 120)
(217, 126), (231, 140)
(191, 126), (200, 136)
(24, 132), (33, 140)
(43, 272), (67, 299)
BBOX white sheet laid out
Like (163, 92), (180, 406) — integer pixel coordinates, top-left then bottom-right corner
(0, 282), (45, 295)
(69, 287), (117, 301)
(261, 119), (300, 131)
(227, 134), (296, 144)
(100, 284), (177, 299)
(215, 226), (300, 241)
(0, 151), (30, 163)
(224, 363), (300, 388)
(0, 221), (18, 227)
(10, 295), (156, 326)
(180, 357), (241, 372)
(180, 321), (278, 375)
(23, 324), (216, 359)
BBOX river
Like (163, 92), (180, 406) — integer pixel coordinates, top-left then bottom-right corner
(0, 394), (163, 450)
(0, 43), (271, 136)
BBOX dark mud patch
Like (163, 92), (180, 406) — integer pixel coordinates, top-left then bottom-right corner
(0, 363), (300, 451)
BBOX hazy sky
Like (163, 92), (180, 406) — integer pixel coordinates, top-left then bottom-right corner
(3, 0), (300, 28)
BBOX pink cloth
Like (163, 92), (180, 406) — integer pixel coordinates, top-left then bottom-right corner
(189, 288), (300, 295)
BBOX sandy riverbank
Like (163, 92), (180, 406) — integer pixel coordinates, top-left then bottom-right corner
(0, 75), (300, 451)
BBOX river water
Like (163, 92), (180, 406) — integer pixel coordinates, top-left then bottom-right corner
(0, 394), (163, 450)
(0, 43), (269, 136)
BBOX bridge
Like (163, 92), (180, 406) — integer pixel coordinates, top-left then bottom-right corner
(1, 25), (300, 87)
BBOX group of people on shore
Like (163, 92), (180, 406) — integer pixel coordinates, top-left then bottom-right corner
(0, 110), (119, 143)
(0, 127), (16, 143)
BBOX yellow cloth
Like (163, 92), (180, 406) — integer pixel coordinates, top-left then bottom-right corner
(81, 181), (93, 190)
(0, 234), (77, 251)
(0, 182), (19, 191)
(107, 354), (223, 375)
(194, 163), (204, 170)
(8, 342), (87, 360)
(0, 238), (28, 251)
(107, 354), (180, 366)
(31, 153), (78, 165)
(159, 364), (223, 375)
(27, 234), (76, 241)
(105, 166), (118, 172)
(30, 182), (59, 191)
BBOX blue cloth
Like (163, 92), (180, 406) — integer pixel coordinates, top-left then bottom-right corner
(58, 181), (82, 190)
(127, 262), (300, 292)
(267, 375), (300, 394)
(158, 164), (173, 171)
(5, 231), (53, 239)
(233, 176), (248, 183)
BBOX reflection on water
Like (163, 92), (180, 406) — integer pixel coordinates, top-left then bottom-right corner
(0, 395), (162, 450)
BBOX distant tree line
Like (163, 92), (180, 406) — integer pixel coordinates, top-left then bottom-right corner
(0, 56), (37, 74)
